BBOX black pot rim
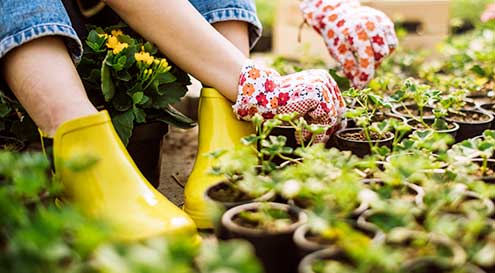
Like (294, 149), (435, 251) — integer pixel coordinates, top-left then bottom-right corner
(298, 246), (342, 273)
(293, 224), (332, 253)
(392, 103), (435, 118)
(205, 181), (276, 207)
(335, 128), (394, 144)
(446, 109), (494, 125)
(405, 118), (460, 134)
(221, 202), (307, 236)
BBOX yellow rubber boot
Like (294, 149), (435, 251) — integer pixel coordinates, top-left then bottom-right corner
(53, 110), (198, 241)
(184, 88), (254, 229)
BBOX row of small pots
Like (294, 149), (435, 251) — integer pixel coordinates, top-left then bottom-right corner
(332, 104), (495, 157)
(216, 201), (494, 273)
(207, 177), (495, 273)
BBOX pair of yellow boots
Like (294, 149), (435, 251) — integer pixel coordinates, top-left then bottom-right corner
(55, 88), (252, 241)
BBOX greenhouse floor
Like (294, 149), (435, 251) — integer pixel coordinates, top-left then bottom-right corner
(158, 126), (199, 207)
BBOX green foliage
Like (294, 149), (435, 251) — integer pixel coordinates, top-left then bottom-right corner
(0, 151), (262, 273)
(79, 26), (195, 145)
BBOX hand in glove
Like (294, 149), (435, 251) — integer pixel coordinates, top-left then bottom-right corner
(300, 0), (398, 88)
(233, 62), (346, 143)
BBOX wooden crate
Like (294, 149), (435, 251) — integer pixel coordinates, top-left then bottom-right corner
(273, 0), (450, 62)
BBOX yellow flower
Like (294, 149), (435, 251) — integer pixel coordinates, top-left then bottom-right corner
(106, 36), (128, 54)
(111, 29), (124, 37)
(134, 51), (154, 66)
(97, 33), (109, 39)
(159, 59), (169, 69)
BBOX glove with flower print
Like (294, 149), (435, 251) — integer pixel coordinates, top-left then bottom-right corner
(233, 62), (346, 143)
(481, 3), (495, 22)
(300, 0), (398, 88)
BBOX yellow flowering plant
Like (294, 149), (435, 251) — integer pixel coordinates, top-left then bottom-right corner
(78, 25), (195, 145)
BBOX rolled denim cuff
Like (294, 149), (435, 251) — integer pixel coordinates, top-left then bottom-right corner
(0, 23), (82, 63)
(202, 7), (263, 50)
(0, 0), (83, 63)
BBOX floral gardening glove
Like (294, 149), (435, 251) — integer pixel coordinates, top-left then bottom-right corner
(481, 3), (495, 22)
(300, 0), (398, 88)
(233, 62), (346, 143)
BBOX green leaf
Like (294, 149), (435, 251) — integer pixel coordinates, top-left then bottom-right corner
(0, 103), (11, 117)
(329, 68), (350, 91)
(85, 30), (107, 52)
(471, 65), (486, 77)
(151, 84), (188, 108)
(115, 70), (132, 82)
(101, 53), (115, 102)
(111, 92), (132, 112)
(133, 106), (146, 123)
(132, 92), (144, 104)
(111, 110), (135, 146)
(155, 105), (196, 129)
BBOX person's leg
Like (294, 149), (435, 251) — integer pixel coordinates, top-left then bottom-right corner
(105, 0), (261, 102)
(187, 0), (262, 57)
(0, 0), (94, 136)
(1, 36), (97, 136)
(212, 21), (250, 57)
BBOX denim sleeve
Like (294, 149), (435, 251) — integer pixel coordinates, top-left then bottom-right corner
(188, 0), (263, 50)
(0, 0), (83, 63)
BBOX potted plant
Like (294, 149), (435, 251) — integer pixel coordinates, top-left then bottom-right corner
(221, 202), (307, 273)
(78, 26), (196, 187)
(391, 78), (440, 120)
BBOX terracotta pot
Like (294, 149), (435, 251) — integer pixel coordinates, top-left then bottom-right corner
(221, 202), (307, 273)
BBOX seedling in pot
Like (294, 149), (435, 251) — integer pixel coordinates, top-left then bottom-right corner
(448, 137), (495, 178)
(391, 78), (441, 123)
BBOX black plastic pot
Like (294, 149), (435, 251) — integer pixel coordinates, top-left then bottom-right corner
(206, 182), (276, 238)
(361, 179), (425, 208)
(0, 136), (26, 152)
(470, 158), (495, 184)
(334, 128), (394, 157)
(269, 126), (302, 149)
(392, 103), (434, 120)
(406, 118), (459, 139)
(346, 111), (405, 129)
(446, 109), (494, 142)
(298, 247), (351, 273)
(221, 202), (307, 273)
(127, 122), (168, 188)
(293, 224), (335, 259)
(478, 103), (495, 129)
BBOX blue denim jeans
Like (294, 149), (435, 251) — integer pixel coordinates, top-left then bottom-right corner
(0, 0), (262, 63)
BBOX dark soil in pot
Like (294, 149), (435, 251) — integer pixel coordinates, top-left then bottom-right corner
(387, 228), (467, 273)
(469, 158), (495, 183)
(392, 103), (434, 119)
(406, 118), (459, 139)
(446, 110), (494, 142)
(478, 103), (495, 129)
(221, 202), (307, 273)
(346, 111), (405, 129)
(206, 181), (276, 238)
(127, 122), (168, 188)
(467, 89), (495, 105)
(293, 224), (336, 259)
(334, 128), (394, 157)
(298, 247), (353, 273)
(0, 136), (26, 152)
